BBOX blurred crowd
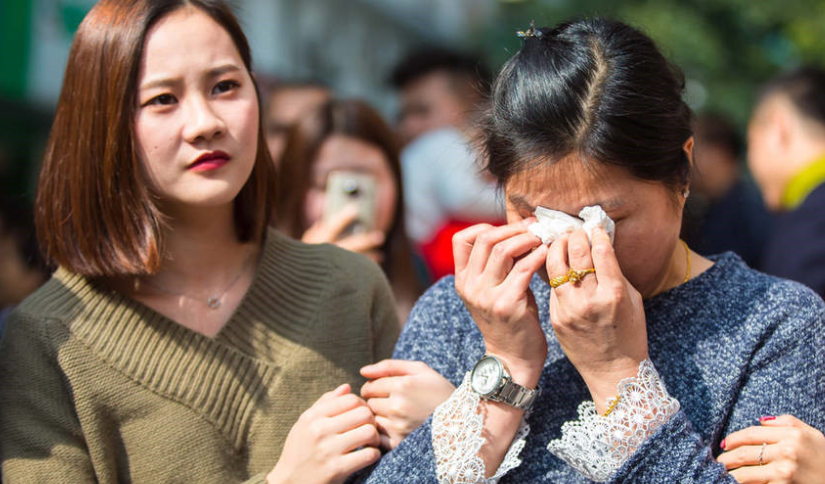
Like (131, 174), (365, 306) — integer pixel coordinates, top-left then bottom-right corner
(3, 47), (825, 326)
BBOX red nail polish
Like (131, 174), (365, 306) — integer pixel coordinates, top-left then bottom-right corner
(720, 439), (726, 450)
(760, 415), (776, 422)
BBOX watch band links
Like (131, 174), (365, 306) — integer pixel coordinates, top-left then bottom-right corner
(494, 379), (538, 410)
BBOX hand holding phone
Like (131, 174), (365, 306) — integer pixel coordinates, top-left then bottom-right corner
(323, 171), (377, 238)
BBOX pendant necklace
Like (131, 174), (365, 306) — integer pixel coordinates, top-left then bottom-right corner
(138, 248), (256, 310)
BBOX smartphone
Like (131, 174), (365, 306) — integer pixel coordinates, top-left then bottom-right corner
(323, 171), (377, 239)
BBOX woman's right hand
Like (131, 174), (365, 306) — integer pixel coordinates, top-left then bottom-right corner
(301, 205), (385, 263)
(452, 219), (548, 387)
(267, 384), (381, 484)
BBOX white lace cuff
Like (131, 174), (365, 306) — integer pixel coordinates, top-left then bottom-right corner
(432, 373), (530, 484)
(546, 359), (680, 482)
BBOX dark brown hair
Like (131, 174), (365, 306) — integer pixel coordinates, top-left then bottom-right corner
(275, 99), (421, 309)
(36, 0), (276, 276)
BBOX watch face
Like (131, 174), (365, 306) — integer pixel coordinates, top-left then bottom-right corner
(471, 357), (503, 396)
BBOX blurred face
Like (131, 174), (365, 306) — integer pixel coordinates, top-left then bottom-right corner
(134, 7), (259, 214)
(265, 86), (330, 163)
(691, 143), (738, 200)
(304, 135), (398, 234)
(504, 156), (685, 298)
(397, 71), (469, 145)
(747, 100), (787, 210)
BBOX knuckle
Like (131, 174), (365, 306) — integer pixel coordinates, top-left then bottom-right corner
(591, 244), (611, 259)
(569, 242), (589, 260)
(776, 461), (796, 479)
(354, 405), (374, 422)
(779, 443), (797, 460)
(477, 232), (494, 247)
(390, 400), (408, 416)
(491, 242), (508, 259)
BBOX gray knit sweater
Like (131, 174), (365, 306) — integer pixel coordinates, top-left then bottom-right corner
(356, 253), (825, 483)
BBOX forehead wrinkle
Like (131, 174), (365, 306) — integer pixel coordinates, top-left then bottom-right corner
(505, 157), (629, 215)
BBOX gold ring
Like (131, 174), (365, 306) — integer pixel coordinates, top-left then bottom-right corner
(567, 268), (595, 283)
(549, 274), (569, 288)
(550, 268), (595, 288)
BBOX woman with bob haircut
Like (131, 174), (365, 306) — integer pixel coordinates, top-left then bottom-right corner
(355, 19), (825, 483)
(0, 1), (399, 483)
(275, 98), (422, 322)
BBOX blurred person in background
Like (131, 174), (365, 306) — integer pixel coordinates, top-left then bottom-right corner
(264, 80), (331, 165)
(0, 1), (399, 483)
(748, 67), (825, 298)
(0, 197), (49, 338)
(390, 47), (505, 282)
(681, 112), (771, 268)
(274, 98), (422, 322)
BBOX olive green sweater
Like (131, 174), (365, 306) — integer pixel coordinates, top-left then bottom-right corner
(0, 229), (400, 483)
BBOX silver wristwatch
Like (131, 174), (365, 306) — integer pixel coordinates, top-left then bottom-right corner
(470, 355), (539, 411)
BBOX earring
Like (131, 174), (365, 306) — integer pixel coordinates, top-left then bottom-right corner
(682, 189), (690, 198)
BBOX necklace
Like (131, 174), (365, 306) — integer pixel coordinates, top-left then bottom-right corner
(681, 239), (691, 284)
(138, 248), (256, 310)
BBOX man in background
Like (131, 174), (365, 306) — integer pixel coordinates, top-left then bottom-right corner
(390, 48), (504, 281)
(264, 80), (331, 165)
(748, 66), (825, 298)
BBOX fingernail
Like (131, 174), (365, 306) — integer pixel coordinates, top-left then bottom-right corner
(720, 439), (726, 450)
(760, 415), (776, 422)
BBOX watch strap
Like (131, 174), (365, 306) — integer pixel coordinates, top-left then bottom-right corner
(493, 378), (538, 410)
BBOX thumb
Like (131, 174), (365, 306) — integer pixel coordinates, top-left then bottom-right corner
(361, 359), (420, 379)
(318, 383), (350, 402)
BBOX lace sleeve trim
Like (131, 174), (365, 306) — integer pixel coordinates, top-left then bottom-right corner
(546, 359), (680, 482)
(432, 373), (530, 484)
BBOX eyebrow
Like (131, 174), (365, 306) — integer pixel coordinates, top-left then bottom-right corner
(508, 194), (626, 215)
(139, 64), (243, 91)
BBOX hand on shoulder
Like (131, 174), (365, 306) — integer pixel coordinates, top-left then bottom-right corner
(718, 415), (825, 484)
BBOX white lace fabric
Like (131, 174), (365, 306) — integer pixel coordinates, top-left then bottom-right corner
(432, 373), (530, 484)
(546, 359), (680, 482)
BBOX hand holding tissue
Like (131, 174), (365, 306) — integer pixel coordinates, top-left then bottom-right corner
(528, 205), (615, 245)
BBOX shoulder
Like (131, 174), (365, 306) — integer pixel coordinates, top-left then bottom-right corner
(12, 268), (94, 331)
(265, 228), (386, 284)
(705, 253), (825, 332)
(263, 229), (391, 308)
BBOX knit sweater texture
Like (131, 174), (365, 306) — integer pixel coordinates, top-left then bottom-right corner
(355, 252), (825, 483)
(0, 229), (400, 484)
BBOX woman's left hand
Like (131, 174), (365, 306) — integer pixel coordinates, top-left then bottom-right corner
(718, 415), (825, 484)
(360, 359), (456, 450)
(547, 227), (648, 411)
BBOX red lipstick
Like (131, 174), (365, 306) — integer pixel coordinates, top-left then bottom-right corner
(188, 150), (230, 172)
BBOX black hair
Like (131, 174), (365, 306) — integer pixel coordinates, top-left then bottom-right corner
(757, 66), (825, 126)
(694, 112), (743, 161)
(389, 47), (492, 97)
(484, 19), (693, 191)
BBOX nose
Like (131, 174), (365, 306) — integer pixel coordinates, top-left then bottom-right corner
(182, 96), (226, 144)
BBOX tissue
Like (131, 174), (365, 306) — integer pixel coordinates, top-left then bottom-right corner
(527, 205), (615, 245)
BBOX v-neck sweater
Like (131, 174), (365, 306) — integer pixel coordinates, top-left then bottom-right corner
(0, 229), (400, 483)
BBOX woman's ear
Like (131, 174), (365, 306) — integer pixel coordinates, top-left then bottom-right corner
(682, 136), (695, 167)
(682, 136), (695, 198)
